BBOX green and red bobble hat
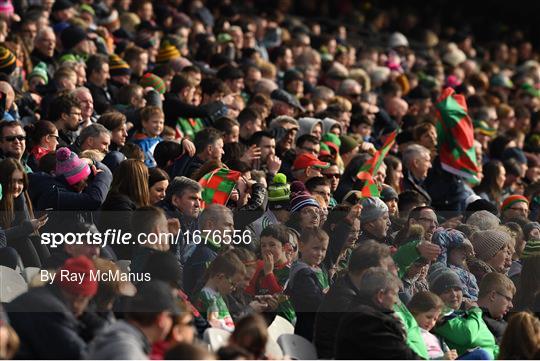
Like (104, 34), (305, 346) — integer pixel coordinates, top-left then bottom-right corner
(322, 132), (341, 155)
(109, 53), (131, 77)
(319, 142), (332, 158)
(501, 195), (529, 213)
(139, 73), (166, 95)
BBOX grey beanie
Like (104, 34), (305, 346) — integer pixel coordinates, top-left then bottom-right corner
(471, 230), (511, 262)
(466, 210), (500, 230)
(360, 197), (389, 223)
(429, 269), (463, 295)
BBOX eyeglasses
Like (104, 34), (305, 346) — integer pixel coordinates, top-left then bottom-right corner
(70, 112), (82, 117)
(508, 207), (529, 214)
(324, 173), (341, 179)
(2, 135), (26, 142)
(495, 291), (513, 303)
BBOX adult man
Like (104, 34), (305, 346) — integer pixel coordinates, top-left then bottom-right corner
(500, 195), (529, 222)
(123, 46), (148, 82)
(291, 153), (329, 183)
(72, 87), (97, 128)
(158, 177), (202, 270)
(30, 27), (57, 79)
(47, 94), (83, 147)
(216, 64), (244, 94)
(0, 121), (30, 171)
(335, 268), (416, 360)
(270, 89), (304, 118)
(248, 131), (281, 177)
(73, 123), (111, 154)
(88, 280), (179, 359)
(358, 197), (392, 244)
(7, 256), (98, 359)
(60, 25), (92, 60)
(238, 107), (263, 144)
(183, 204), (235, 296)
(306, 176), (332, 209)
(402, 144), (432, 204)
(85, 54), (113, 115)
(397, 206), (439, 243)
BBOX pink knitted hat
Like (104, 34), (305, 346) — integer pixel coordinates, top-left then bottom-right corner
(55, 147), (91, 186)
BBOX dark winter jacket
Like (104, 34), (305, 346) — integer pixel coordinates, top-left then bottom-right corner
(163, 93), (227, 128)
(6, 284), (89, 359)
(98, 192), (137, 259)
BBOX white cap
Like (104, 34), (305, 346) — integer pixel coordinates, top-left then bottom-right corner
(388, 32), (409, 49)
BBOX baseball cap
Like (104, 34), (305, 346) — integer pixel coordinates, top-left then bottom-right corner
(293, 153), (329, 170)
(271, 89), (305, 112)
(128, 280), (181, 315)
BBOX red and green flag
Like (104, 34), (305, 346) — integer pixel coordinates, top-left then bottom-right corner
(356, 130), (398, 197)
(199, 168), (242, 208)
(435, 87), (479, 183)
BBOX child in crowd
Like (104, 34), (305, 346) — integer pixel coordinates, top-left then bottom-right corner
(429, 269), (498, 359)
(245, 224), (296, 324)
(431, 229), (479, 300)
(408, 291), (457, 360)
(131, 106), (164, 167)
(287, 228), (330, 341)
(194, 252), (245, 332)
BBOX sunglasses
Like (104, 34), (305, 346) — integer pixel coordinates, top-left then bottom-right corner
(2, 135), (26, 142)
(324, 173), (341, 179)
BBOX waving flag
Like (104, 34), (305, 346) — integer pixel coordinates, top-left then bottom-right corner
(435, 87), (479, 183)
(199, 168), (242, 208)
(356, 130), (398, 197)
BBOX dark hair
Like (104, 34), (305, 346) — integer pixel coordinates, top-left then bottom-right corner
(148, 167), (169, 188)
(398, 190), (425, 216)
(407, 291), (444, 315)
(153, 140), (182, 169)
(0, 159), (33, 228)
(348, 240), (391, 275)
(214, 117), (239, 135)
(408, 205), (435, 221)
(299, 228), (329, 245)
(194, 127), (223, 154)
(229, 313), (269, 359)
(248, 130), (274, 146)
(237, 107), (261, 127)
(120, 142), (145, 162)
(131, 205), (166, 236)
(24, 120), (56, 148)
(170, 73), (197, 94)
(222, 142), (246, 164)
(474, 160), (504, 203)
(503, 158), (522, 177)
(86, 54), (109, 77)
(296, 134), (319, 148)
(47, 94), (80, 122)
(260, 223), (290, 245)
(200, 77), (230, 96)
(164, 342), (214, 360)
(488, 135), (513, 161)
(305, 176), (330, 193)
(117, 84), (143, 105)
(207, 252), (245, 278)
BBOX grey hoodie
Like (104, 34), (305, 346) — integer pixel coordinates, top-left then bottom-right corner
(87, 320), (150, 360)
(321, 117), (343, 134)
(297, 117), (323, 139)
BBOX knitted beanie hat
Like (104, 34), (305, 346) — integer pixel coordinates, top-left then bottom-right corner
(109, 53), (131, 77)
(429, 269), (463, 295)
(55, 256), (98, 296)
(501, 195), (529, 213)
(155, 43), (181, 64)
(339, 134), (359, 154)
(28, 62), (49, 84)
(139, 73), (166, 95)
(268, 173), (290, 210)
(289, 181), (319, 213)
(61, 25), (88, 51)
(471, 229), (511, 262)
(466, 210), (500, 230)
(360, 197), (389, 223)
(55, 147), (91, 186)
(0, 46), (16, 75)
(522, 239), (540, 259)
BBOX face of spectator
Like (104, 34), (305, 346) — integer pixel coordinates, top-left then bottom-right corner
(386, 199), (398, 217)
(411, 151), (431, 180)
(62, 292), (92, 317)
(439, 287), (463, 310)
(496, 165), (506, 190)
(419, 126), (437, 149)
(259, 136), (275, 163)
(412, 208), (438, 239)
(226, 78), (244, 93)
(376, 285), (399, 311)
(209, 138), (224, 161)
(91, 63), (110, 87)
(487, 245), (512, 273)
(311, 184), (331, 205)
(34, 29), (56, 58)
(138, 2), (153, 21)
(298, 140), (319, 156)
(485, 289), (514, 319)
(260, 236), (286, 264)
(149, 179), (169, 205)
(44, 129), (59, 151)
(224, 125), (239, 144)
(0, 125), (26, 159)
(244, 68), (261, 93)
(170, 313), (195, 344)
(279, 128), (296, 152)
(364, 211), (391, 239)
(65, 243), (100, 260)
(322, 165), (340, 191)
(216, 271), (243, 297)
(9, 169), (24, 198)
(299, 205), (321, 229)
(504, 201), (529, 220)
(111, 123), (128, 147)
(172, 190), (202, 218)
(131, 53), (148, 77)
(414, 308), (441, 331)
(86, 133), (110, 154)
(77, 91), (94, 119)
(300, 236), (328, 267)
(209, 211), (235, 238)
(279, 48), (294, 71)
(142, 114), (164, 137)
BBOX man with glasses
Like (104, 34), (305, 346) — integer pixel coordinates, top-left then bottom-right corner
(48, 93), (83, 148)
(407, 205), (439, 242)
(321, 161), (340, 208)
(500, 195), (530, 222)
(0, 121), (32, 172)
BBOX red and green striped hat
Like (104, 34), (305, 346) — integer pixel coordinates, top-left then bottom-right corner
(199, 168), (242, 208)
(501, 195), (529, 212)
(139, 73), (166, 95)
